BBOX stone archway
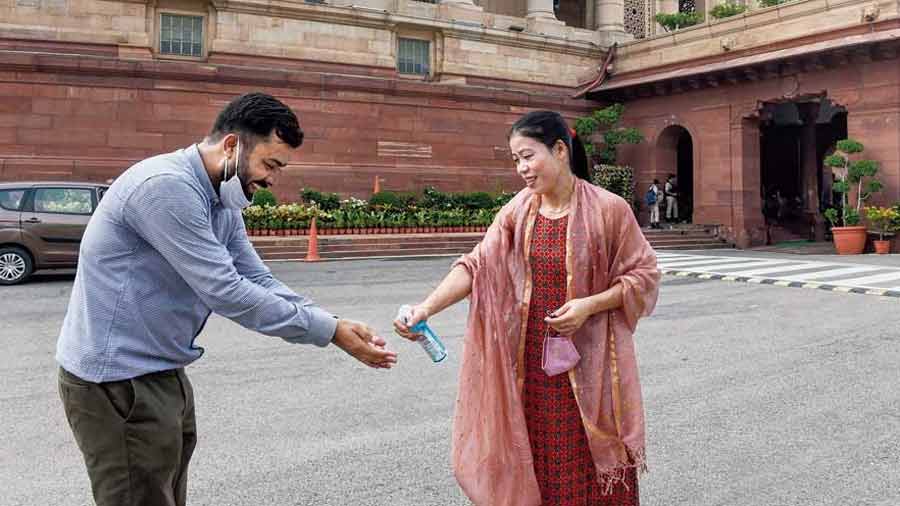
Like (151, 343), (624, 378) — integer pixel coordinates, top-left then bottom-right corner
(656, 125), (694, 224)
(758, 95), (848, 241)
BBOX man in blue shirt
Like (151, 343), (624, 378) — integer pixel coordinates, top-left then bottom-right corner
(56, 92), (397, 506)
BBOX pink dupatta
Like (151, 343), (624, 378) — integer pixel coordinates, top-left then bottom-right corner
(451, 178), (660, 505)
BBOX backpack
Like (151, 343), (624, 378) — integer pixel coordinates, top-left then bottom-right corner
(645, 187), (658, 206)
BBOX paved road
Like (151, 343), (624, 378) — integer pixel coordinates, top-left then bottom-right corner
(659, 251), (900, 294)
(2, 258), (898, 506)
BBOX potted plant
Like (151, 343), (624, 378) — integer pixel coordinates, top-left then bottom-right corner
(864, 206), (900, 254)
(823, 139), (882, 255)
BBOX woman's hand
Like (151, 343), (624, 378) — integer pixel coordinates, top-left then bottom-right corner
(544, 298), (596, 336)
(393, 304), (432, 341)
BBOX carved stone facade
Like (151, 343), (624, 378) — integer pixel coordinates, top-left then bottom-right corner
(0, 0), (622, 198)
(587, 0), (900, 248)
(624, 0), (651, 38)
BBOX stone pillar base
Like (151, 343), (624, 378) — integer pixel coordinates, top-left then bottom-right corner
(596, 30), (633, 46)
(525, 17), (566, 37)
(727, 224), (768, 249)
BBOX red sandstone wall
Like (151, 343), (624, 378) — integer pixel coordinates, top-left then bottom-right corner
(0, 46), (599, 202)
(617, 58), (900, 245)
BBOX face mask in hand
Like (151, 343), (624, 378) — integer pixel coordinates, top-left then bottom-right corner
(219, 140), (251, 210)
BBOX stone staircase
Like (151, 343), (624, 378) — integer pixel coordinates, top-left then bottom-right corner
(641, 225), (734, 251)
(251, 225), (731, 262)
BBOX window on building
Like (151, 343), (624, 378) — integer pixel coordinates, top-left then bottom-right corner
(159, 13), (204, 58)
(398, 38), (430, 76)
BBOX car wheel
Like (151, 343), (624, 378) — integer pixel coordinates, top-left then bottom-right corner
(0, 246), (33, 285)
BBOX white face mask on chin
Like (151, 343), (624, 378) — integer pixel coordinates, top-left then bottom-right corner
(219, 140), (251, 210)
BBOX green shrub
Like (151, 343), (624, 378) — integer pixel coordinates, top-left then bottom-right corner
(251, 188), (277, 207)
(457, 192), (496, 210)
(823, 138), (882, 227)
(394, 192), (420, 207)
(422, 186), (454, 209)
(575, 104), (644, 166)
(592, 165), (636, 210)
(300, 188), (341, 210)
(370, 191), (407, 208)
(709, 1), (747, 19)
(494, 192), (516, 207)
(655, 11), (704, 32)
(758, 0), (786, 7)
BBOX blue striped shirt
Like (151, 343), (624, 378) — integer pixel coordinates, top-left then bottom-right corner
(56, 144), (337, 382)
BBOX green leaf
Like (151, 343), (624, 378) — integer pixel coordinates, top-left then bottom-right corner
(251, 188), (277, 207)
(844, 208), (861, 225)
(836, 139), (864, 154)
(866, 180), (884, 194)
(824, 154), (846, 168)
(709, 1), (747, 19)
(852, 159), (879, 177)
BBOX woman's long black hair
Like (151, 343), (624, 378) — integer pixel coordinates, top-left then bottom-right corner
(509, 110), (590, 181)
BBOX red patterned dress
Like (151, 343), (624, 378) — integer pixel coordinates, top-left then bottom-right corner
(522, 213), (639, 506)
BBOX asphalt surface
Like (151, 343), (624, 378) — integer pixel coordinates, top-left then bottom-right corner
(2, 256), (898, 506)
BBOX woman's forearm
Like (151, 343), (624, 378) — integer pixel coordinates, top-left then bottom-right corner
(585, 283), (624, 315)
(421, 265), (473, 317)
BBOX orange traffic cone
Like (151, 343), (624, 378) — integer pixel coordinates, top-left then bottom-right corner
(304, 216), (321, 262)
(373, 175), (381, 194)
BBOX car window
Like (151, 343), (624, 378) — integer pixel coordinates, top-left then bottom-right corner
(97, 187), (107, 202)
(33, 188), (94, 215)
(0, 189), (26, 211)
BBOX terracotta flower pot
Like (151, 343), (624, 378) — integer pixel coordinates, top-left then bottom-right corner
(874, 240), (891, 254)
(831, 226), (867, 255)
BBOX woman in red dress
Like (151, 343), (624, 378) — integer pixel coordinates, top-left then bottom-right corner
(395, 111), (659, 506)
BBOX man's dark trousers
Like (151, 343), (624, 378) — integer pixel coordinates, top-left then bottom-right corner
(58, 367), (197, 506)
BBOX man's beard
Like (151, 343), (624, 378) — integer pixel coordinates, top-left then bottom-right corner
(235, 151), (266, 198)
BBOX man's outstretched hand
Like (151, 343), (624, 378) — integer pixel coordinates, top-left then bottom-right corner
(332, 319), (398, 369)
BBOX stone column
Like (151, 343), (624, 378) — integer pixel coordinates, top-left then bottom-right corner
(730, 113), (767, 248)
(595, 0), (625, 32)
(526, 0), (558, 20)
(799, 103), (825, 242)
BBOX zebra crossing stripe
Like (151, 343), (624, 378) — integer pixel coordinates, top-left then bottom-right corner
(829, 270), (900, 288)
(718, 261), (825, 276)
(660, 260), (900, 300)
(777, 265), (883, 282)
